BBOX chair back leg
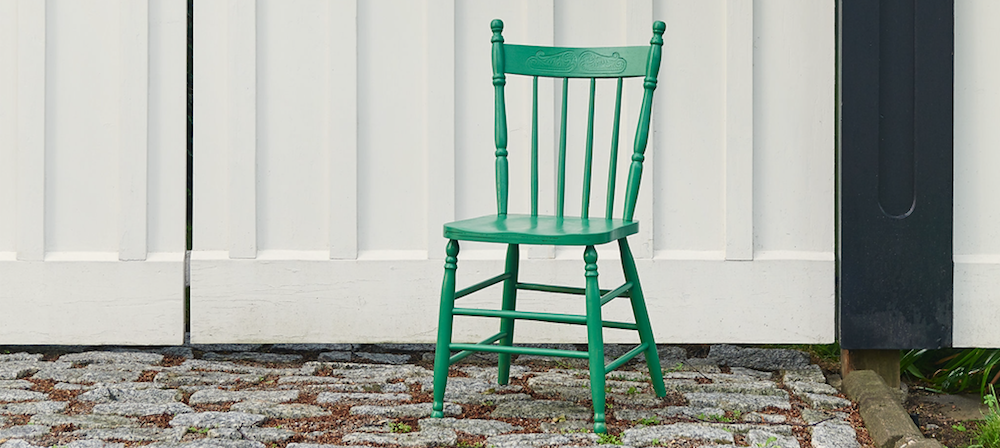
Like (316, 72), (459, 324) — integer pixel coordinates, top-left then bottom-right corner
(497, 244), (520, 385)
(432, 239), (460, 418)
(619, 238), (666, 396)
(583, 245), (608, 434)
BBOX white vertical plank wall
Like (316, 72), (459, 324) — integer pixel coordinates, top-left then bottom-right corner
(0, 0), (187, 344)
(953, 1), (1000, 348)
(191, 0), (836, 344)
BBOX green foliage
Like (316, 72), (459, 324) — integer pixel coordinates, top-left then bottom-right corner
(971, 385), (1000, 448)
(457, 441), (486, 448)
(903, 348), (1000, 395)
(626, 386), (639, 395)
(953, 424), (967, 432)
(389, 422), (412, 433)
(636, 417), (660, 426)
(187, 427), (211, 435)
(596, 433), (623, 445)
(755, 436), (779, 448)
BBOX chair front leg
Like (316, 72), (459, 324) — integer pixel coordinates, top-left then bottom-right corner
(497, 243), (519, 385)
(583, 245), (608, 434)
(432, 240), (460, 419)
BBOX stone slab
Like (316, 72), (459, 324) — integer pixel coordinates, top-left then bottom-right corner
(229, 402), (331, 419)
(349, 403), (461, 418)
(78, 387), (182, 404)
(30, 413), (137, 429)
(342, 429), (457, 447)
(188, 389), (298, 404)
(418, 417), (522, 436)
(71, 427), (183, 442)
(315, 392), (411, 403)
(708, 345), (810, 371)
(0, 389), (46, 401)
(0, 401), (68, 415)
(201, 353), (303, 363)
(621, 423), (735, 446)
(169, 411), (267, 429)
(486, 432), (598, 448)
(685, 392), (791, 412)
(92, 402), (194, 416)
(0, 425), (51, 439)
(491, 400), (592, 420)
(59, 351), (163, 365)
(0, 380), (33, 389)
(811, 421), (861, 448)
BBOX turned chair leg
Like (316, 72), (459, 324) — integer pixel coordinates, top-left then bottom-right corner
(432, 240), (460, 418)
(583, 245), (608, 434)
(619, 239), (666, 397)
(497, 244), (519, 385)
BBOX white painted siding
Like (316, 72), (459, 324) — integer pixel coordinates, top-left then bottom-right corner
(953, 1), (1000, 348)
(0, 0), (187, 344)
(190, 0), (836, 344)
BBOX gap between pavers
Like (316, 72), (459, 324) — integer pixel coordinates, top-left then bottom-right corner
(843, 369), (944, 448)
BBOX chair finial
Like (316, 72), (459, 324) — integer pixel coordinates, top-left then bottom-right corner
(491, 19), (503, 33)
(652, 21), (666, 45)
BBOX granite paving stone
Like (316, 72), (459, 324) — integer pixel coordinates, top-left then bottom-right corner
(349, 403), (461, 418)
(0, 353), (43, 363)
(621, 423), (735, 446)
(0, 380), (33, 389)
(188, 389), (298, 404)
(708, 344), (810, 370)
(0, 440), (41, 448)
(811, 421), (861, 448)
(486, 432), (598, 448)
(748, 429), (801, 448)
(315, 392), (410, 403)
(0, 363), (41, 380)
(685, 391), (792, 412)
(59, 351), (163, 365)
(614, 407), (726, 422)
(169, 411), (267, 429)
(417, 417), (522, 435)
(154, 371), (262, 388)
(70, 427), (184, 442)
(316, 352), (351, 362)
(201, 352), (303, 364)
(342, 429), (457, 447)
(353, 352), (411, 365)
(208, 427), (296, 443)
(29, 413), (137, 428)
(146, 440), (266, 448)
(0, 424), (51, 439)
(787, 380), (840, 395)
(0, 389), (46, 401)
(0, 401), (68, 415)
(31, 369), (140, 384)
(800, 392), (852, 410)
(783, 365), (827, 383)
(92, 402), (194, 416)
(228, 401), (331, 419)
(61, 440), (126, 448)
(78, 387), (182, 403)
(491, 400), (592, 420)
(272, 343), (356, 352)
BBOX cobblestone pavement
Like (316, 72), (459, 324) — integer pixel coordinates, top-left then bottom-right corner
(0, 344), (865, 448)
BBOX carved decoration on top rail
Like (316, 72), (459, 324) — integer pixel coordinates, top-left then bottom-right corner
(525, 49), (627, 75)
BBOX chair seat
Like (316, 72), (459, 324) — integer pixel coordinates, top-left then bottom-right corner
(444, 214), (638, 246)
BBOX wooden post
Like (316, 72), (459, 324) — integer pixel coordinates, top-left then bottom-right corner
(842, 349), (900, 389)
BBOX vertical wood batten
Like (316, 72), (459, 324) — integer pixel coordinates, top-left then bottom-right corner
(227, 0), (257, 259)
(15, 0), (45, 261)
(329, 0), (359, 259)
(626, 0), (653, 258)
(425, 0), (456, 259)
(724, 0), (754, 261)
(119, 0), (149, 261)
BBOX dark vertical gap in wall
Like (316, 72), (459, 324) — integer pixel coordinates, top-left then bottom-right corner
(185, 0), (193, 339)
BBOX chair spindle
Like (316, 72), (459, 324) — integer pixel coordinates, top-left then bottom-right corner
(581, 78), (597, 219)
(606, 78), (624, 218)
(556, 78), (569, 218)
(531, 76), (539, 216)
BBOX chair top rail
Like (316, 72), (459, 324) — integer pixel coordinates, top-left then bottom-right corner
(503, 44), (650, 78)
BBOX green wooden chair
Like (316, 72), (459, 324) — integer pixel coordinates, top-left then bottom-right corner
(431, 19), (666, 434)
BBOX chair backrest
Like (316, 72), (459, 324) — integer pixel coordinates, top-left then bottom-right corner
(490, 19), (665, 222)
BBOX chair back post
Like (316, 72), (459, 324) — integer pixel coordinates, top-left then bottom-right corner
(492, 19), (509, 216)
(623, 21), (665, 222)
